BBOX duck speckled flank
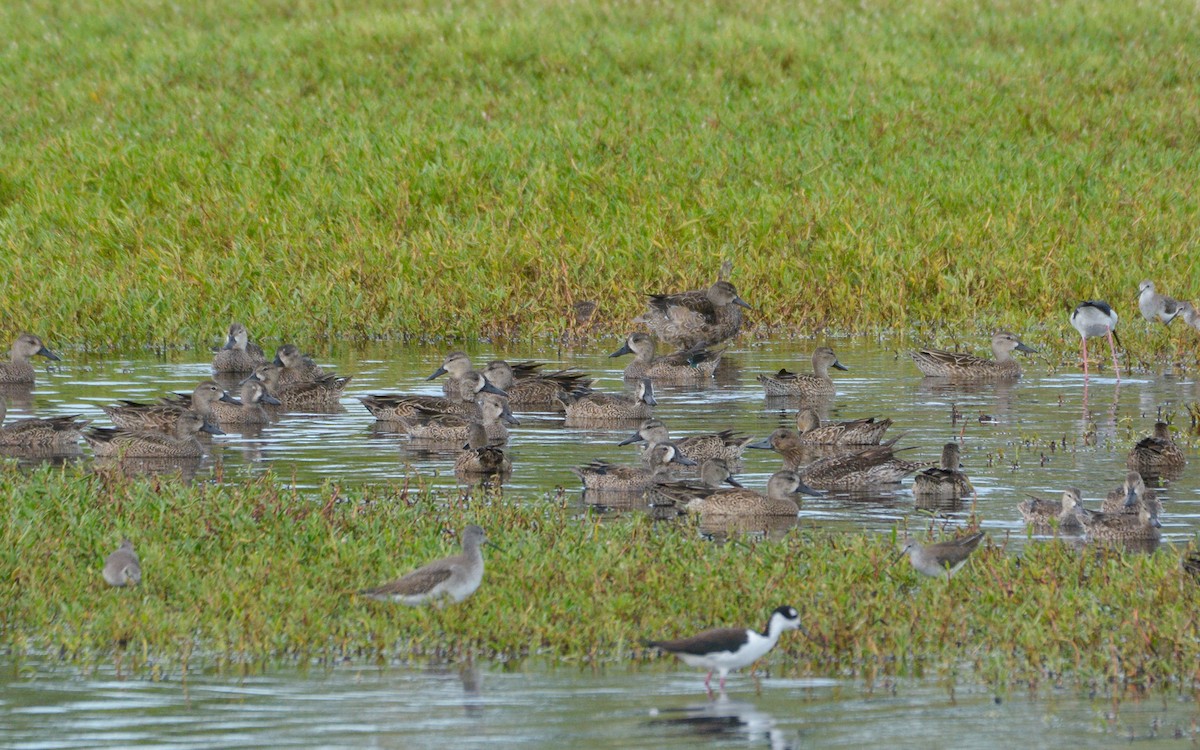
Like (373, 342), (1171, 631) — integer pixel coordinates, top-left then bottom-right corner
(1018, 488), (1084, 532)
(0, 333), (61, 385)
(608, 332), (723, 382)
(405, 393), (519, 445)
(684, 469), (822, 517)
(359, 525), (490, 606)
(644, 458), (743, 508)
(1126, 422), (1185, 477)
(209, 379), (280, 425)
(211, 322), (267, 373)
(1080, 503), (1162, 542)
(85, 410), (223, 458)
(794, 408), (893, 446)
(618, 418), (751, 469)
(560, 378), (657, 424)
(571, 442), (697, 491)
(273, 344), (326, 384)
(748, 429), (927, 489)
(360, 371), (506, 422)
(912, 443), (972, 500)
(454, 422), (513, 477)
(103, 381), (235, 431)
(756, 347), (847, 398)
(910, 331), (1037, 379)
(0, 397), (89, 450)
(636, 279), (751, 350)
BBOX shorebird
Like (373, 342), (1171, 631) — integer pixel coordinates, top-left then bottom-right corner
(898, 531), (985, 580)
(359, 525), (491, 606)
(1137, 280), (1181, 325)
(1069, 300), (1121, 381)
(646, 605), (803, 694)
(102, 539), (141, 587)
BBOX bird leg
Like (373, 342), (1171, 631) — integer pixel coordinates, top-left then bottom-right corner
(704, 670), (715, 696)
(1080, 337), (1089, 381)
(1106, 329), (1120, 381)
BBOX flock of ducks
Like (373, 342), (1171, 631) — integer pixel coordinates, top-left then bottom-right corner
(3, 273), (1198, 692)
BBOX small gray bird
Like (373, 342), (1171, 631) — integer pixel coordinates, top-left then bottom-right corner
(103, 539), (141, 587)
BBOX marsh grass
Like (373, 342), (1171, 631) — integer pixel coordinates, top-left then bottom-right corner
(2, 1), (1199, 346)
(2, 464), (1199, 692)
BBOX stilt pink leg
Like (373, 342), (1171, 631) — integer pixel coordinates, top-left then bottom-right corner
(1107, 329), (1120, 381)
(1081, 337), (1089, 381)
(704, 671), (714, 695)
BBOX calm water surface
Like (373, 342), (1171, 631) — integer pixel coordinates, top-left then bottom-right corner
(5, 336), (1200, 747)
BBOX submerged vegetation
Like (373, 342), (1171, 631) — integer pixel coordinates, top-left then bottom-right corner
(2, 464), (1199, 692)
(2, 1), (1200, 345)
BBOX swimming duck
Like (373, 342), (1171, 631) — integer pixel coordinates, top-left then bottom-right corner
(85, 410), (222, 458)
(571, 442), (697, 491)
(683, 469), (822, 517)
(360, 371), (506, 422)
(560, 379), (657, 424)
(211, 322), (267, 373)
(748, 429), (925, 489)
(912, 442), (972, 500)
(102, 381), (235, 431)
(245, 364), (351, 410)
(636, 280), (751, 349)
(209, 379), (281, 425)
(0, 397), (89, 450)
(453, 422), (513, 478)
(1018, 488), (1085, 531)
(910, 330), (1036, 379)
(0, 333), (60, 385)
(482, 359), (593, 407)
(793, 408), (893, 446)
(273, 344), (326, 384)
(618, 418), (751, 468)
(644, 458), (743, 508)
(1101, 471), (1162, 515)
(608, 333), (723, 382)
(757, 347), (846, 398)
(1126, 422), (1185, 477)
(405, 393), (519, 445)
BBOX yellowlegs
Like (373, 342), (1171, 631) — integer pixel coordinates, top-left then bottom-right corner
(103, 539), (142, 587)
(359, 525), (491, 606)
(1070, 300), (1121, 381)
(1137, 280), (1181, 324)
(899, 531), (985, 579)
(646, 605), (802, 694)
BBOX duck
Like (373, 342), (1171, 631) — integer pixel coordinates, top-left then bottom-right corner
(211, 322), (267, 373)
(85, 410), (222, 458)
(1018, 488), (1085, 531)
(1080, 503), (1162, 542)
(453, 422), (513, 477)
(102, 381), (235, 431)
(635, 280), (751, 349)
(405, 393), (519, 445)
(748, 429), (926, 489)
(273, 344), (326, 384)
(0, 396), (89, 450)
(482, 359), (593, 408)
(560, 378), (657, 423)
(911, 443), (972, 500)
(793, 408), (893, 446)
(247, 363), (351, 410)
(0, 333), (60, 385)
(1126, 422), (1186, 476)
(644, 458), (744, 508)
(618, 418), (751, 468)
(208, 379), (280, 425)
(683, 470), (822, 517)
(571, 442), (697, 491)
(1101, 471), (1162, 515)
(359, 371), (506, 422)
(910, 330), (1037, 379)
(756, 347), (847, 398)
(608, 333), (723, 382)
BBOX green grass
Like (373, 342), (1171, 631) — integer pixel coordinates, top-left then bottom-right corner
(3, 464), (1199, 691)
(2, 1), (1199, 346)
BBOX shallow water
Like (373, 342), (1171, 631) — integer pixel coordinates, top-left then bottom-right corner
(3, 337), (1199, 543)
(2, 659), (1198, 749)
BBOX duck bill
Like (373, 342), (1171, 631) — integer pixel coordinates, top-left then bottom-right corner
(261, 393), (282, 406)
(219, 392), (239, 404)
(501, 410), (521, 426)
(36, 346), (61, 362)
(1015, 342), (1038, 354)
(272, 354), (284, 366)
(671, 453), (699, 467)
(617, 432), (645, 446)
(724, 476), (744, 488)
(200, 421), (225, 436)
(795, 480), (825, 497)
(222, 334), (238, 351)
(746, 437), (774, 450)
(608, 342), (633, 358)
(1123, 487), (1139, 508)
(732, 296), (752, 310)
(831, 361), (849, 371)
(479, 380), (509, 398)
(426, 366), (448, 381)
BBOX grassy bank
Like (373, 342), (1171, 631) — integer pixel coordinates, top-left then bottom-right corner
(2, 464), (1199, 691)
(2, 1), (1199, 346)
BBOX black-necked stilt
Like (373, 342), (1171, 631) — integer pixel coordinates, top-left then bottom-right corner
(1069, 300), (1121, 381)
(646, 605), (802, 693)
(899, 531), (985, 580)
(1137, 280), (1181, 324)
(359, 525), (490, 606)
(103, 539), (141, 587)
